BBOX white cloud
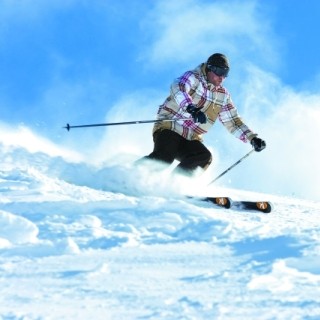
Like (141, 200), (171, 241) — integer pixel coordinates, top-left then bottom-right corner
(140, 0), (279, 69)
(221, 66), (320, 201)
(260, 91), (320, 201)
(91, 90), (165, 165)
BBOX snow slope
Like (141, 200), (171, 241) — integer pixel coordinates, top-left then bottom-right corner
(0, 141), (320, 320)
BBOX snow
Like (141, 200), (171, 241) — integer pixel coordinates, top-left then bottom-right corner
(0, 139), (320, 320)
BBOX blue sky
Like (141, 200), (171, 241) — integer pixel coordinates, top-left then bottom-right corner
(1, 0), (320, 201)
(1, 0), (319, 125)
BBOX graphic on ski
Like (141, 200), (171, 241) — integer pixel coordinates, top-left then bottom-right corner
(205, 197), (232, 209)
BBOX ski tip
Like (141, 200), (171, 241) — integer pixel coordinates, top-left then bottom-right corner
(238, 201), (273, 213)
(257, 201), (273, 213)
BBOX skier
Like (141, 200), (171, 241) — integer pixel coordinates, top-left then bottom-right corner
(139, 53), (266, 176)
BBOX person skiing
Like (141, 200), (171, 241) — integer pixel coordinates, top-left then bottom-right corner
(140, 53), (266, 176)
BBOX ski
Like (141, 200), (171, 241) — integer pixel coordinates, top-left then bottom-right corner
(231, 200), (272, 213)
(204, 197), (272, 213)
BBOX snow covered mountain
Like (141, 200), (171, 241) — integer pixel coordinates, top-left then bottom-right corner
(0, 140), (320, 320)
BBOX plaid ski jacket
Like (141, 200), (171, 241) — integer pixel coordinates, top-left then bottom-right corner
(153, 63), (257, 142)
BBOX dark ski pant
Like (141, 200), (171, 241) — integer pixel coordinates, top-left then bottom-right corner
(142, 129), (212, 175)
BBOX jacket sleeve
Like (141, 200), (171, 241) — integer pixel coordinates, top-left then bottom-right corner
(218, 94), (257, 143)
(170, 71), (199, 109)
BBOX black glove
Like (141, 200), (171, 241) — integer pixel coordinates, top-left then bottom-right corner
(186, 104), (207, 124)
(251, 137), (266, 152)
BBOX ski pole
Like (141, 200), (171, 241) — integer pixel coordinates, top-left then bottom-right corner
(208, 149), (255, 185)
(64, 118), (190, 131)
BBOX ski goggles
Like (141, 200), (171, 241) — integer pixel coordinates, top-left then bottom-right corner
(207, 65), (229, 77)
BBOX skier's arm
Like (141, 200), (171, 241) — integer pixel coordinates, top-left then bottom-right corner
(218, 95), (257, 143)
(170, 71), (199, 109)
